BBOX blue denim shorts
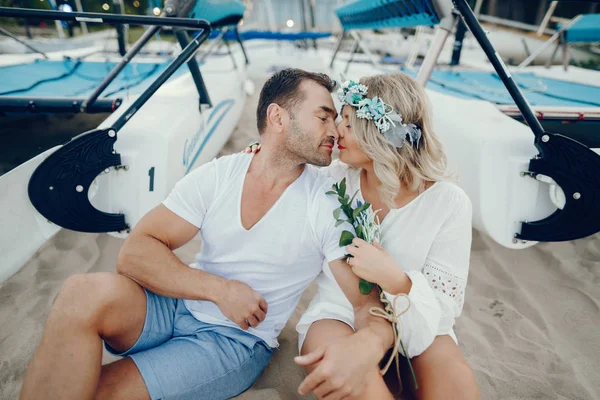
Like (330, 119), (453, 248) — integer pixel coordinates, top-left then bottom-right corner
(105, 289), (273, 400)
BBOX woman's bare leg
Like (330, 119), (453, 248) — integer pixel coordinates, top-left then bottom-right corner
(302, 319), (393, 400)
(20, 273), (148, 400)
(410, 335), (479, 400)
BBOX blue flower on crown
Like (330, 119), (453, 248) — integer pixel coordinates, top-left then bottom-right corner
(362, 96), (386, 120)
(346, 91), (363, 106)
(336, 79), (422, 150)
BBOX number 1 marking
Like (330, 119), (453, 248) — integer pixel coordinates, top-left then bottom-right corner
(148, 167), (155, 192)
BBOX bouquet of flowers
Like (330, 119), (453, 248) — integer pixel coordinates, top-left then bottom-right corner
(327, 177), (418, 390)
(326, 177), (381, 295)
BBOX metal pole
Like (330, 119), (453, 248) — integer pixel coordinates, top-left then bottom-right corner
(113, 0), (127, 56)
(111, 28), (211, 132)
(74, 0), (88, 34)
(308, 0), (317, 49)
(344, 38), (359, 74)
(17, 0), (33, 39)
(450, 19), (467, 66)
(234, 27), (250, 64)
(416, 16), (455, 85)
(406, 26), (424, 69)
(81, 25), (161, 112)
(174, 29), (212, 108)
(0, 27), (48, 58)
(348, 30), (379, 70)
(537, 1), (558, 36)
(473, 0), (484, 17)
(224, 38), (238, 69)
(518, 15), (582, 69)
(299, 0), (309, 49)
(329, 30), (345, 68)
(198, 29), (228, 62)
(453, 0), (545, 138)
(46, 0), (65, 39)
(0, 7), (211, 30)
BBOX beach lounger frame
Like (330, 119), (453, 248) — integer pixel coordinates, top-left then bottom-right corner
(523, 0), (600, 70)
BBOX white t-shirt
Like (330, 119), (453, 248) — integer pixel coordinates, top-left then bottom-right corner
(297, 160), (473, 358)
(163, 153), (347, 347)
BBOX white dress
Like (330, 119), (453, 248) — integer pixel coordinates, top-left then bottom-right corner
(296, 160), (473, 358)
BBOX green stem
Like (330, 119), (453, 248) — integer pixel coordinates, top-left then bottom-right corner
(400, 338), (418, 390)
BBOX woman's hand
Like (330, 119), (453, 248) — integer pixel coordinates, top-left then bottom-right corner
(242, 141), (261, 154)
(346, 238), (412, 295)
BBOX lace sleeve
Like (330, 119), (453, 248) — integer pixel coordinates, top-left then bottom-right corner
(423, 187), (472, 332)
(423, 261), (467, 313)
(385, 186), (473, 358)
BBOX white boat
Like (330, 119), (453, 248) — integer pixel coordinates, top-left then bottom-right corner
(0, 1), (250, 283)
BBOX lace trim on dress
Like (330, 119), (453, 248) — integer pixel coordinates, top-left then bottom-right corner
(423, 262), (466, 309)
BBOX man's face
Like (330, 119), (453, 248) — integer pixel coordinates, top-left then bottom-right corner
(284, 80), (339, 167)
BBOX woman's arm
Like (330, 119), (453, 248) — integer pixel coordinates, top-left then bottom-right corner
(328, 258), (395, 355)
(345, 190), (473, 358)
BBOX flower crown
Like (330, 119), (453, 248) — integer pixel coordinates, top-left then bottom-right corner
(337, 80), (422, 149)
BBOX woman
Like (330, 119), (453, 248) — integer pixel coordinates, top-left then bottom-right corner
(247, 72), (479, 399)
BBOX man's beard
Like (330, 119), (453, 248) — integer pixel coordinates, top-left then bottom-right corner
(286, 118), (333, 167)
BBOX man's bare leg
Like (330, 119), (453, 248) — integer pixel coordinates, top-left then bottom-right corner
(94, 358), (149, 400)
(20, 272), (148, 400)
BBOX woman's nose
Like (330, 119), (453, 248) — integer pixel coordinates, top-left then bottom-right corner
(334, 124), (343, 138)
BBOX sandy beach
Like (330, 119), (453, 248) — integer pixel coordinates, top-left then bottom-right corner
(1, 70), (600, 400)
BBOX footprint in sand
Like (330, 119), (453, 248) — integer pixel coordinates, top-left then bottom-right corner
(489, 299), (505, 318)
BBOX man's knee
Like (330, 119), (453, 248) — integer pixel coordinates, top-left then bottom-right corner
(53, 273), (133, 326)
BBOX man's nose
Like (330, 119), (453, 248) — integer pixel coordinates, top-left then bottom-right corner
(329, 123), (340, 140)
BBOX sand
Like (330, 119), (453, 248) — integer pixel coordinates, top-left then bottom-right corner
(1, 71), (600, 400)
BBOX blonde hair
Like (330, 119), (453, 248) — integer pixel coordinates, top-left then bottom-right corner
(349, 72), (450, 208)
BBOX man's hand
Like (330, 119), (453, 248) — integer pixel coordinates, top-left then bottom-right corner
(215, 280), (268, 330)
(296, 329), (384, 399)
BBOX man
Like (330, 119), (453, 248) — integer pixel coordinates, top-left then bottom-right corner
(20, 69), (394, 400)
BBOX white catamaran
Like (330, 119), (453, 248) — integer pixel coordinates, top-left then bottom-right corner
(0, 0), (251, 282)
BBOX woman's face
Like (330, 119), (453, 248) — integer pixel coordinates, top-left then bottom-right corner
(337, 105), (372, 168)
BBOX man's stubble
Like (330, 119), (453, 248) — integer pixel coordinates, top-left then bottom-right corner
(285, 117), (332, 167)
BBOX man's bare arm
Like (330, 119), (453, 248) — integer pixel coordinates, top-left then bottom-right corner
(116, 205), (222, 300)
(117, 205), (267, 330)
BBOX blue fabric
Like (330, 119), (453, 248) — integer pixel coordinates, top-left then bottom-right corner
(208, 30), (332, 41)
(335, 0), (440, 30)
(0, 59), (180, 98)
(558, 14), (600, 43)
(401, 69), (600, 107)
(105, 289), (273, 400)
(188, 0), (245, 27)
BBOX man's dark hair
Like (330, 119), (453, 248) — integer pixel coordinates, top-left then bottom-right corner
(256, 68), (335, 134)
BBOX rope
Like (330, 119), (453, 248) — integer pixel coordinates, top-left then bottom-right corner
(368, 290), (411, 388)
